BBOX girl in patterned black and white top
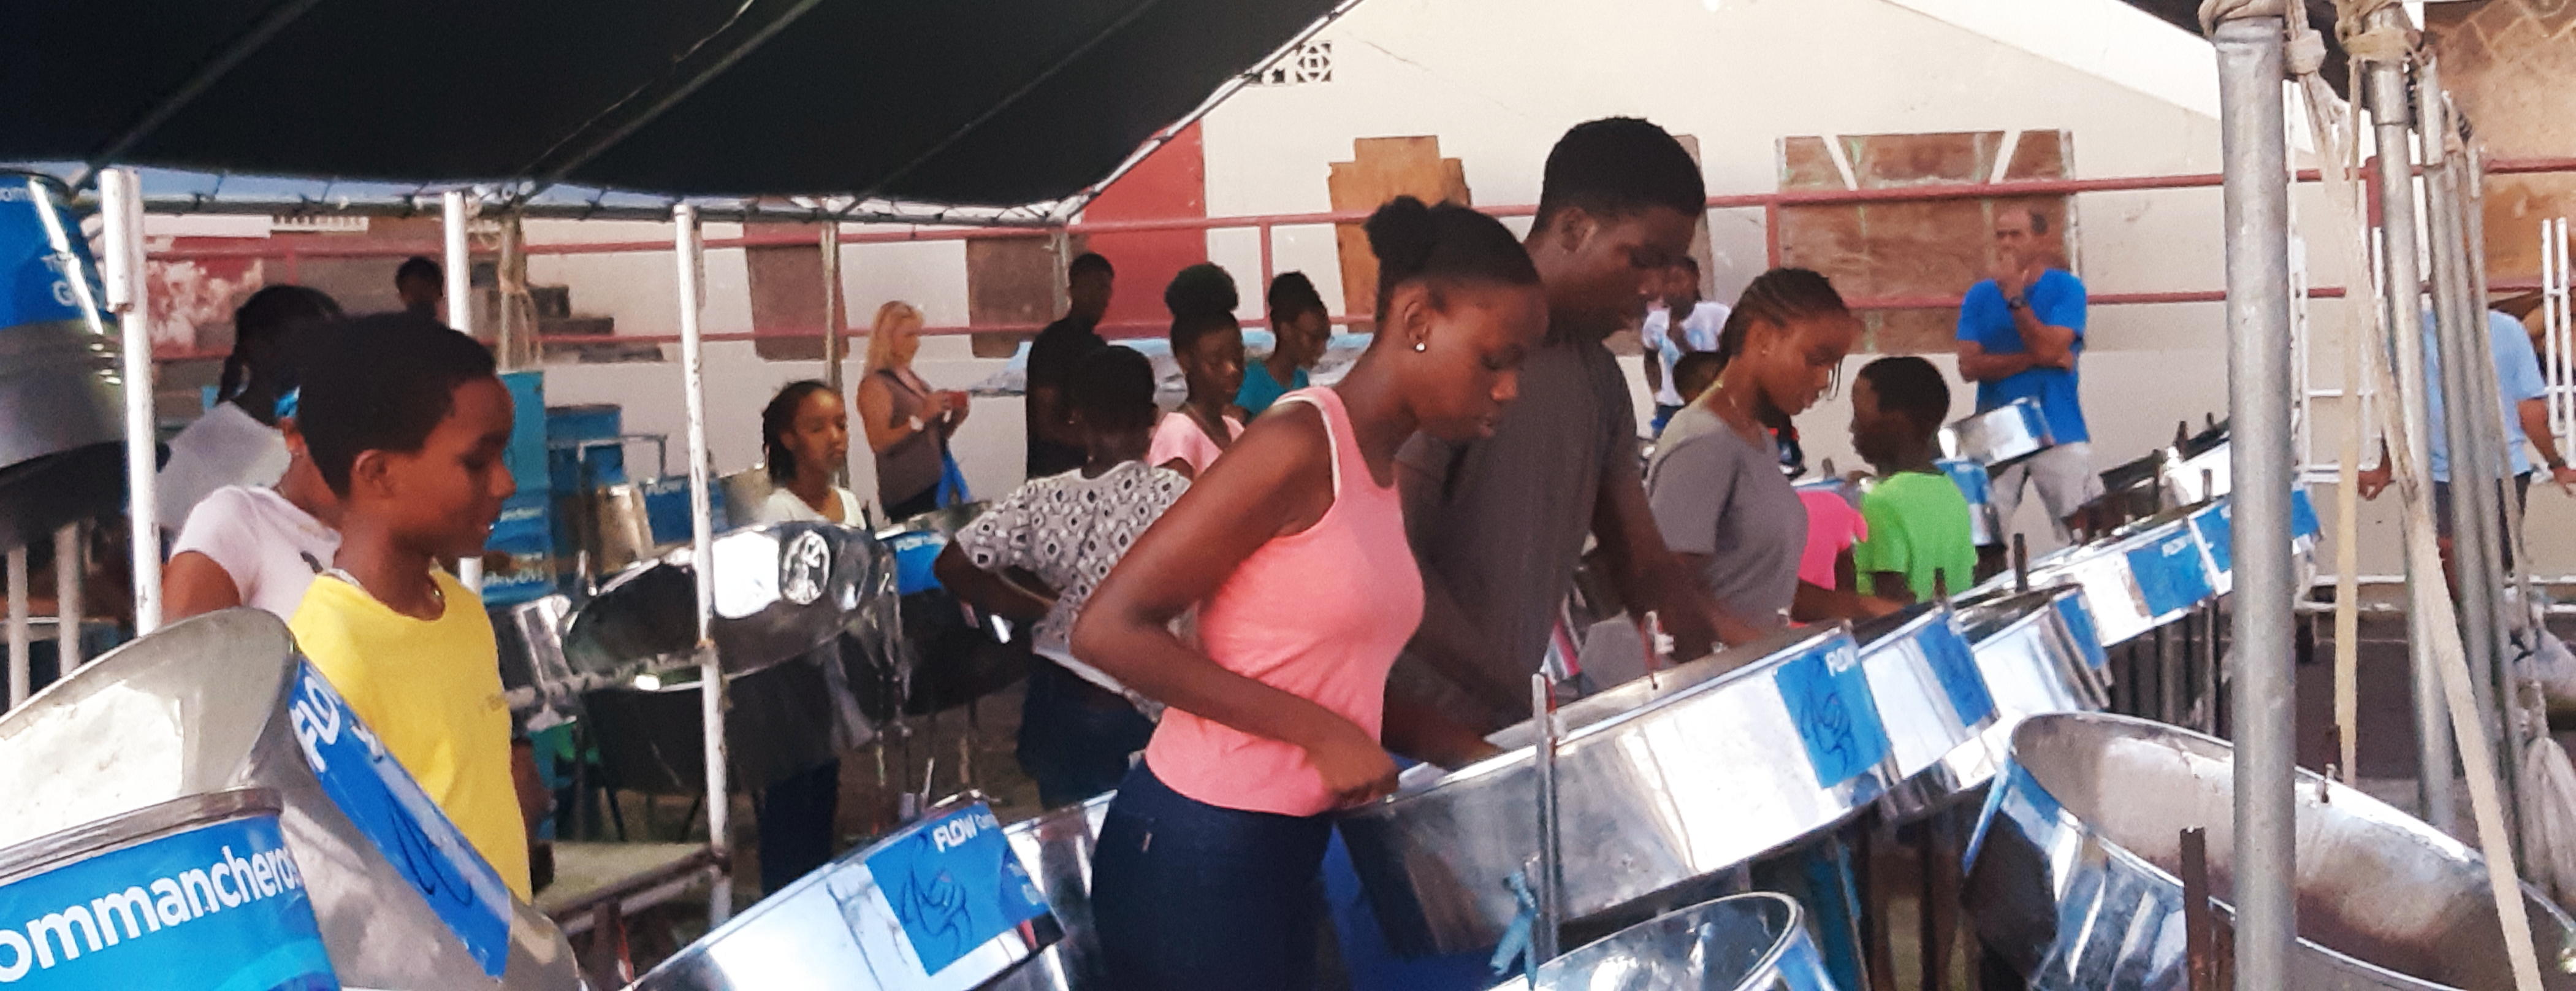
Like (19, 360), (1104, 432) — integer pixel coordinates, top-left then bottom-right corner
(935, 346), (1189, 808)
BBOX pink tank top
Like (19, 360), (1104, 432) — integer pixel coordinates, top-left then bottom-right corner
(1143, 388), (1424, 816)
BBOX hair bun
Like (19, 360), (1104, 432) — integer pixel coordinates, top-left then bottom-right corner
(1163, 263), (1239, 319)
(1363, 196), (1438, 283)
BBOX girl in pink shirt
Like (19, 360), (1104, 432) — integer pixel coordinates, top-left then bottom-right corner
(1147, 264), (1247, 479)
(1074, 198), (1545, 990)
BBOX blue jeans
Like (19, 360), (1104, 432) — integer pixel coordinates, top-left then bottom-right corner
(1016, 657), (1155, 809)
(1092, 763), (1334, 991)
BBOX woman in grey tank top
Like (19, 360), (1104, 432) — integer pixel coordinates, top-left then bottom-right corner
(856, 301), (968, 519)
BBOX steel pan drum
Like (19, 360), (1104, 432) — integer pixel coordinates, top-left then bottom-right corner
(1340, 624), (1894, 957)
(1965, 713), (2576, 990)
(631, 797), (1061, 990)
(1911, 586), (2108, 800)
(0, 172), (124, 551)
(0, 610), (581, 989)
(0, 789), (341, 990)
(1939, 459), (2000, 547)
(2011, 511), (2217, 649)
(1940, 397), (2053, 470)
(1485, 893), (1839, 991)
(1852, 605), (1997, 822)
(563, 520), (885, 676)
(987, 794), (1117, 991)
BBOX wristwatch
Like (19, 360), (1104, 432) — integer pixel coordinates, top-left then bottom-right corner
(2005, 294), (2029, 312)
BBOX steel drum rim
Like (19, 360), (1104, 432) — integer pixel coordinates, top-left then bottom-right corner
(1511, 890), (1811, 991)
(0, 787), (286, 887)
(1352, 623), (1852, 804)
(1995, 711), (2576, 987)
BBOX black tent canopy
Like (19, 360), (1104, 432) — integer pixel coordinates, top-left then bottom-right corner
(4, 0), (1346, 214)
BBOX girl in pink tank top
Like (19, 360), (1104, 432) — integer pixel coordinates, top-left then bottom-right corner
(1074, 197), (1547, 990)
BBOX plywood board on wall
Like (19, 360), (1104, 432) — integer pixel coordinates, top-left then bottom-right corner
(746, 223), (830, 361)
(1328, 137), (1471, 322)
(1776, 131), (2071, 354)
(965, 234), (1071, 358)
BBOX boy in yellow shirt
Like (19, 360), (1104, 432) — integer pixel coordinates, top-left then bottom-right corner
(288, 313), (531, 899)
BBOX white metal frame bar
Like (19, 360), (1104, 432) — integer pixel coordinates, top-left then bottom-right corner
(673, 204), (732, 925)
(443, 190), (484, 592)
(100, 169), (160, 635)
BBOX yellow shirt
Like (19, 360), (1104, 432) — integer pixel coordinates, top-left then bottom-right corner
(290, 570), (532, 900)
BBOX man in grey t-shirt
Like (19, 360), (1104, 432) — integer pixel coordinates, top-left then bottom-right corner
(1397, 118), (1750, 731)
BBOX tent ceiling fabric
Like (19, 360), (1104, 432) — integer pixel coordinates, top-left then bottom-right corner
(2, 0), (1338, 207)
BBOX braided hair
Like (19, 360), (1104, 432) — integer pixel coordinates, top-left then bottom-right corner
(1715, 267), (1849, 371)
(219, 285), (340, 411)
(761, 380), (836, 483)
(1265, 271), (1327, 325)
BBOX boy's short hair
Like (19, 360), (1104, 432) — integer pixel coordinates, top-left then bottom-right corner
(297, 312), (497, 496)
(395, 256), (442, 286)
(1533, 118), (1706, 233)
(1068, 251), (1115, 280)
(1067, 346), (1157, 435)
(1673, 350), (1726, 400)
(1858, 355), (1951, 432)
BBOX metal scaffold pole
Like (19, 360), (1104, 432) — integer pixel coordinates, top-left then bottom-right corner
(101, 168), (160, 636)
(443, 189), (484, 593)
(2360, 6), (2458, 833)
(2213, 13), (2297, 991)
(674, 204), (733, 925)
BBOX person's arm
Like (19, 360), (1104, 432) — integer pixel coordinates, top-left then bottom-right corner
(931, 543), (1055, 626)
(2006, 299), (2079, 370)
(1866, 572), (1913, 605)
(1796, 579), (1900, 621)
(1380, 693), (1504, 770)
(1073, 407), (1400, 806)
(2518, 398), (2576, 492)
(1602, 453), (1767, 654)
(162, 551), (243, 621)
(1954, 339), (2037, 384)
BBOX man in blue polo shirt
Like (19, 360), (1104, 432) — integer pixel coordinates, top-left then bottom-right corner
(1957, 206), (2094, 544)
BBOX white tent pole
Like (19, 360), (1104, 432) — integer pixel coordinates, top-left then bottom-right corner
(442, 189), (483, 593)
(54, 524), (81, 672)
(674, 204), (732, 924)
(7, 547), (27, 709)
(101, 169), (160, 635)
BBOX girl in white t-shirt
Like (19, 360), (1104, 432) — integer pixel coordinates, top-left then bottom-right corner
(166, 425), (342, 622)
(753, 380), (866, 526)
(157, 286), (340, 530)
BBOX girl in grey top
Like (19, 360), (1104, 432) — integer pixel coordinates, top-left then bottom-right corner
(1646, 269), (1893, 635)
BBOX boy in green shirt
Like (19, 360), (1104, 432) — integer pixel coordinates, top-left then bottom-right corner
(1849, 356), (1978, 602)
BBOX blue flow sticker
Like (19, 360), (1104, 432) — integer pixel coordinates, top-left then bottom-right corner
(2291, 487), (2322, 540)
(886, 531), (948, 595)
(0, 813), (339, 990)
(2125, 533), (2216, 619)
(0, 178), (108, 330)
(2191, 501), (2233, 575)
(1775, 643), (1892, 788)
(1937, 459), (1991, 504)
(2052, 594), (2110, 670)
(1919, 618), (1995, 725)
(861, 803), (1051, 975)
(288, 664), (514, 978)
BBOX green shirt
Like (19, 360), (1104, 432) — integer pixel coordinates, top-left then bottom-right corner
(1854, 470), (1979, 601)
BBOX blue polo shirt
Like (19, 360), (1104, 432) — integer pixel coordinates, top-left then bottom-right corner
(1957, 270), (2089, 445)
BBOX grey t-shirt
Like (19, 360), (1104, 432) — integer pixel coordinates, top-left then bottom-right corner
(1645, 405), (1804, 631)
(1398, 337), (1636, 717)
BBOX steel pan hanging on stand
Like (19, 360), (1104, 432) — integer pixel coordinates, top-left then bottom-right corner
(1338, 624), (1895, 958)
(0, 172), (123, 553)
(0, 609), (581, 989)
(985, 794), (1116, 991)
(1965, 712), (2576, 990)
(1484, 892), (1840, 991)
(1849, 604), (1998, 823)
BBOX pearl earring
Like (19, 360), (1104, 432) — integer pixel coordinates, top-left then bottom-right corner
(1412, 339), (1428, 353)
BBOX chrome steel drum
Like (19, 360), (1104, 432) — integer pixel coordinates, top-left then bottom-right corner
(1965, 713), (2576, 990)
(2181, 488), (2324, 600)
(1853, 605), (1998, 822)
(563, 520), (884, 676)
(988, 794), (1116, 991)
(0, 610), (581, 989)
(2013, 511), (2216, 649)
(1939, 397), (2053, 470)
(0, 172), (123, 551)
(0, 789), (340, 990)
(1939, 459), (2000, 547)
(497, 592), (588, 715)
(1486, 893), (1839, 991)
(631, 797), (1061, 990)
(1339, 625), (1894, 957)
(1915, 586), (2108, 799)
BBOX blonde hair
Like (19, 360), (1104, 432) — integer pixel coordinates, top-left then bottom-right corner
(863, 300), (924, 375)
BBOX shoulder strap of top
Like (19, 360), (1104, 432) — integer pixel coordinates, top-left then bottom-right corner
(1270, 391), (1344, 500)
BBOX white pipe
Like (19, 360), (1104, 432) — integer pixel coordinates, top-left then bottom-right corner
(674, 204), (731, 925)
(101, 169), (160, 636)
(443, 191), (483, 594)
(54, 524), (80, 671)
(7, 547), (27, 709)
